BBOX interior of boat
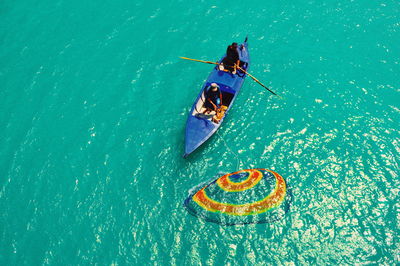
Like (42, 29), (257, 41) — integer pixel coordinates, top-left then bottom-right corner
(192, 83), (234, 123)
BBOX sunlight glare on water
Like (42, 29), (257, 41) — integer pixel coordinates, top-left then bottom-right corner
(0, 0), (399, 264)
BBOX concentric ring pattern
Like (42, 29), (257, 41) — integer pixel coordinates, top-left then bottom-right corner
(184, 169), (292, 225)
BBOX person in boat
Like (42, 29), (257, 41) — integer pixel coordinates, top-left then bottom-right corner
(204, 83), (222, 113)
(219, 42), (241, 74)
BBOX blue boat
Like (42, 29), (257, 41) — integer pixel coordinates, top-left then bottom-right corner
(184, 37), (250, 158)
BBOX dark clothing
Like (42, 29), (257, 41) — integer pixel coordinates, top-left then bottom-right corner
(222, 45), (240, 71)
(205, 88), (221, 110)
(226, 46), (239, 63)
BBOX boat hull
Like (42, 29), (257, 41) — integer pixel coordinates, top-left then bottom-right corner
(184, 39), (250, 157)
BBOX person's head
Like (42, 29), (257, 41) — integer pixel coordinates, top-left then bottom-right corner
(231, 42), (238, 49)
(211, 83), (219, 91)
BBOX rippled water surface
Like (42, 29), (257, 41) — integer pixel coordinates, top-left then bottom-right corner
(1, 0), (399, 264)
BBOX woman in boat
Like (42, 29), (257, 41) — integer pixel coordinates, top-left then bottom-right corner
(220, 42), (240, 74)
(204, 83), (222, 113)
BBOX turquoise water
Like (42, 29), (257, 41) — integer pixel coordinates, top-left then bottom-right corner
(1, 0), (399, 264)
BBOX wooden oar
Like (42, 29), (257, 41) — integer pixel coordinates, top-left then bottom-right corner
(236, 66), (281, 98)
(180, 56), (281, 98)
(179, 57), (219, 65)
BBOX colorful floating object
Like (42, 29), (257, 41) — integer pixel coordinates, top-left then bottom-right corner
(184, 169), (292, 225)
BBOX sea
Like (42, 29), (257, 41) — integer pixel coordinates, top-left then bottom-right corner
(1, 0), (399, 264)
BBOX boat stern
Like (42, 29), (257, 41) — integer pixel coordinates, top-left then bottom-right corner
(184, 115), (216, 157)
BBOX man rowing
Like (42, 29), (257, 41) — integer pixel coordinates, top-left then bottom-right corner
(219, 42), (244, 74)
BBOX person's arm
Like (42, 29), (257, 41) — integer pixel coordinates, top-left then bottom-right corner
(208, 98), (217, 111)
(234, 50), (240, 71)
(234, 59), (240, 72)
